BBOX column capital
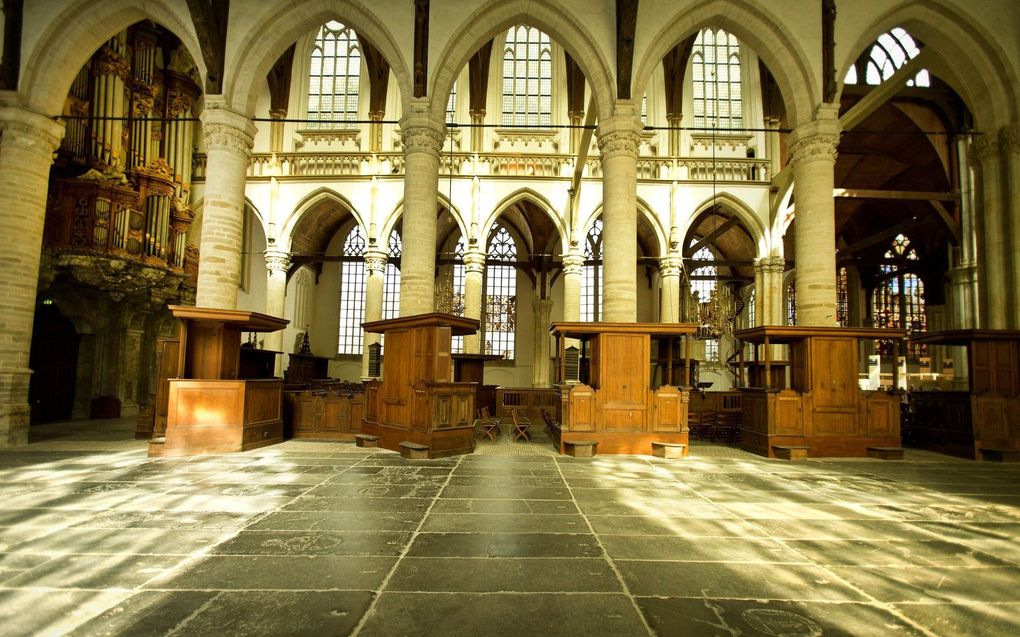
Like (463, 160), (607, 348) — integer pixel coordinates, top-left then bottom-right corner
(365, 249), (388, 274)
(788, 109), (841, 168)
(971, 135), (1001, 165)
(200, 103), (257, 159)
(0, 106), (65, 156)
(596, 113), (642, 160)
(754, 255), (786, 274)
(999, 124), (1020, 154)
(562, 253), (585, 276)
(264, 249), (291, 274)
(659, 255), (683, 277)
(463, 249), (486, 273)
(399, 100), (446, 155)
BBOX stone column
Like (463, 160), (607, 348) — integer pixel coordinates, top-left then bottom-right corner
(196, 104), (257, 309)
(361, 250), (387, 378)
(0, 107), (64, 447)
(972, 135), (1008, 329)
(269, 108), (287, 154)
(561, 253), (585, 323)
(754, 255), (786, 326)
(470, 110), (485, 153)
(659, 255), (682, 322)
(118, 324), (144, 417)
(765, 116), (783, 178)
(789, 111), (840, 326)
(399, 105), (445, 315)
(263, 249), (291, 356)
(1000, 125), (1020, 329)
(666, 113), (682, 157)
(462, 249), (486, 353)
(950, 134), (979, 329)
(596, 110), (642, 322)
(532, 298), (554, 387)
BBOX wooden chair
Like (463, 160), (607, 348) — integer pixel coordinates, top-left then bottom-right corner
(477, 407), (501, 441)
(541, 409), (562, 447)
(511, 408), (531, 442)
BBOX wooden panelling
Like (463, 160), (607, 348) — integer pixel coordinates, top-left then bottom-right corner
(283, 387), (366, 440)
(651, 386), (687, 432)
(162, 379), (283, 456)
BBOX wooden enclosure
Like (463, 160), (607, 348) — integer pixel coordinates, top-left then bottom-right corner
(735, 326), (906, 458)
(283, 382), (366, 441)
(550, 322), (696, 455)
(910, 330), (1020, 460)
(361, 313), (479, 458)
(153, 306), (288, 457)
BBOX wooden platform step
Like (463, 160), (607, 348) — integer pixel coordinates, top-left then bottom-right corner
(867, 446), (904, 460)
(355, 434), (379, 448)
(399, 441), (430, 459)
(564, 440), (598, 457)
(980, 448), (1020, 463)
(651, 441), (687, 459)
(772, 445), (810, 460)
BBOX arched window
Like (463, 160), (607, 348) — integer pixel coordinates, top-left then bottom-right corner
(692, 29), (742, 130)
(844, 27), (929, 88)
(337, 225), (367, 354)
(308, 21), (361, 127)
(485, 224), (517, 358)
(786, 281), (796, 326)
(872, 234), (927, 360)
(383, 230), (402, 320)
(836, 266), (849, 327)
(581, 218), (603, 322)
(451, 236), (466, 353)
(746, 287), (756, 328)
(690, 245), (719, 361)
(502, 25), (552, 127)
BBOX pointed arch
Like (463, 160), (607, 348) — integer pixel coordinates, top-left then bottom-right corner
(225, 0), (410, 116)
(20, 0), (204, 115)
(633, 0), (816, 127)
(378, 193), (466, 254)
(579, 201), (668, 259)
(688, 191), (767, 256)
(837, 1), (1019, 126)
(484, 188), (566, 253)
(429, 0), (614, 121)
(282, 188), (364, 252)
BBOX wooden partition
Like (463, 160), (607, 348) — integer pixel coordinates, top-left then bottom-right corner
(452, 353), (502, 417)
(550, 322), (696, 455)
(154, 306), (288, 457)
(495, 387), (559, 424)
(735, 326), (905, 458)
(910, 330), (1020, 460)
(284, 382), (365, 440)
(361, 313), (479, 458)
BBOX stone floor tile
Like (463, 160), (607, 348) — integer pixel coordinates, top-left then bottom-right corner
(421, 512), (588, 534)
(246, 510), (424, 532)
(829, 565), (1020, 603)
(893, 602), (1020, 636)
(149, 555), (396, 590)
(428, 498), (579, 515)
(600, 535), (804, 563)
(212, 530), (412, 556)
(385, 556), (622, 592)
(406, 532), (602, 558)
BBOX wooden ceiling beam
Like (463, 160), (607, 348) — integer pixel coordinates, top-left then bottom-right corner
(684, 217), (740, 257)
(834, 188), (959, 201)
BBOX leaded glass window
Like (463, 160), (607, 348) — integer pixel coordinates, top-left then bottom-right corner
(383, 230), (402, 320)
(692, 29), (742, 130)
(501, 25), (552, 127)
(485, 225), (517, 359)
(581, 218), (603, 322)
(872, 234), (927, 359)
(836, 266), (849, 327)
(746, 287), (756, 328)
(338, 225), (366, 354)
(451, 236), (466, 353)
(308, 21), (361, 128)
(786, 282), (796, 325)
(844, 27), (930, 88)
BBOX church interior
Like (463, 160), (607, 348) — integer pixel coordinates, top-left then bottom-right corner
(1, 1), (1019, 635)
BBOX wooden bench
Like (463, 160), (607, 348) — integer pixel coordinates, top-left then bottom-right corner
(651, 441), (687, 459)
(355, 434), (379, 448)
(398, 441), (430, 459)
(772, 445), (810, 460)
(564, 440), (598, 457)
(867, 446), (904, 460)
(980, 448), (1020, 463)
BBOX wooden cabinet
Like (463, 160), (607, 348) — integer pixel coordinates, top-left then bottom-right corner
(550, 322), (696, 455)
(284, 386), (365, 440)
(735, 325), (906, 458)
(361, 313), (479, 458)
(155, 306), (288, 457)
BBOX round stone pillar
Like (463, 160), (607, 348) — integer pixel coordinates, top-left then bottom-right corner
(659, 255), (682, 323)
(561, 253), (585, 323)
(754, 255), (786, 326)
(789, 113), (840, 326)
(972, 136), (1008, 329)
(1000, 125), (1020, 329)
(532, 298), (554, 387)
(597, 112), (642, 322)
(0, 106), (64, 446)
(398, 105), (445, 315)
(263, 249), (291, 356)
(196, 103), (257, 309)
(362, 250), (387, 378)
(462, 249), (486, 353)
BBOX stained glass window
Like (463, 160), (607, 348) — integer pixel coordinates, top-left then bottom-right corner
(451, 236), (466, 353)
(308, 21), (361, 128)
(581, 218), (603, 322)
(383, 230), (402, 320)
(485, 224), (517, 359)
(501, 25), (552, 127)
(872, 234), (927, 359)
(836, 266), (849, 327)
(692, 29), (742, 130)
(338, 225), (366, 354)
(691, 245), (719, 361)
(786, 282), (796, 326)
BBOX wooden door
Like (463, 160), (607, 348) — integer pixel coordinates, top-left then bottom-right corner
(598, 333), (648, 431)
(810, 337), (857, 434)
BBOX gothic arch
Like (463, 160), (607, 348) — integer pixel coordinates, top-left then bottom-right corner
(225, 0), (411, 116)
(378, 193), (466, 251)
(283, 188), (364, 252)
(837, 0), (1019, 127)
(20, 0), (204, 116)
(484, 189), (567, 254)
(429, 0), (615, 122)
(688, 191), (768, 257)
(633, 0), (816, 127)
(580, 202), (668, 259)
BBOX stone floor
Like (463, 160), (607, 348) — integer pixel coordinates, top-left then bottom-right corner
(2, 419), (1020, 636)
